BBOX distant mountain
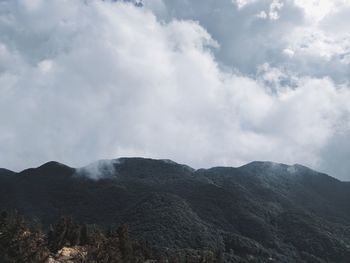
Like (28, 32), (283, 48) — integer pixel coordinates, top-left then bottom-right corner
(1, 158), (350, 262)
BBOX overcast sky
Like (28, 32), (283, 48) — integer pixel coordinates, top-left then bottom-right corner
(0, 0), (349, 180)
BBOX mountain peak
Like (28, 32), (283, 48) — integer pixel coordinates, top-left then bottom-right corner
(239, 161), (290, 173)
(37, 161), (70, 169)
(18, 161), (74, 177)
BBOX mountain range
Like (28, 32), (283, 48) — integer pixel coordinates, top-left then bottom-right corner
(1, 157), (350, 262)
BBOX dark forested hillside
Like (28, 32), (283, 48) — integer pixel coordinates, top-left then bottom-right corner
(1, 158), (350, 262)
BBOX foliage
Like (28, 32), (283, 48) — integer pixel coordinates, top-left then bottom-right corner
(0, 212), (222, 263)
(0, 211), (49, 263)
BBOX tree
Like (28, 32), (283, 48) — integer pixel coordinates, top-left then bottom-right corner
(48, 216), (82, 252)
(0, 211), (49, 263)
(117, 224), (134, 262)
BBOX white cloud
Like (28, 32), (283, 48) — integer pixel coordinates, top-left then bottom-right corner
(294, 0), (350, 23)
(75, 159), (120, 180)
(269, 0), (284, 20)
(286, 27), (350, 61)
(233, 0), (257, 9)
(255, 0), (284, 21)
(37, 60), (54, 73)
(256, 11), (268, 19)
(0, 0), (349, 180)
(283, 48), (295, 58)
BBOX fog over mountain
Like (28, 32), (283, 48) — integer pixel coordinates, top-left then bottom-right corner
(0, 0), (349, 179)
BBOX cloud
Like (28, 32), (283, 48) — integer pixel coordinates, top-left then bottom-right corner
(294, 0), (350, 23)
(75, 159), (120, 180)
(0, 0), (349, 180)
(149, 0), (306, 76)
(233, 0), (258, 9)
(150, 0), (350, 83)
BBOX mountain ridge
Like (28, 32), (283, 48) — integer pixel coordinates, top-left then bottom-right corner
(4, 157), (345, 182)
(1, 157), (350, 262)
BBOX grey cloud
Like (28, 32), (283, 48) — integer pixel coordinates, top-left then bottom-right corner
(146, 0), (304, 74)
(146, 0), (350, 83)
(319, 130), (350, 181)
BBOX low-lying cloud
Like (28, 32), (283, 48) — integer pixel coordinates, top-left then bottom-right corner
(75, 159), (120, 180)
(0, 0), (349, 180)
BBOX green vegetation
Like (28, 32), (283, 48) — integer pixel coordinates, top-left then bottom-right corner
(0, 212), (222, 263)
(1, 158), (350, 262)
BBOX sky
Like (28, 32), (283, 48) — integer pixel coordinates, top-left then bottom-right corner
(0, 0), (349, 180)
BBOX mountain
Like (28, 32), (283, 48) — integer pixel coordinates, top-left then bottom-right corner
(1, 158), (350, 262)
